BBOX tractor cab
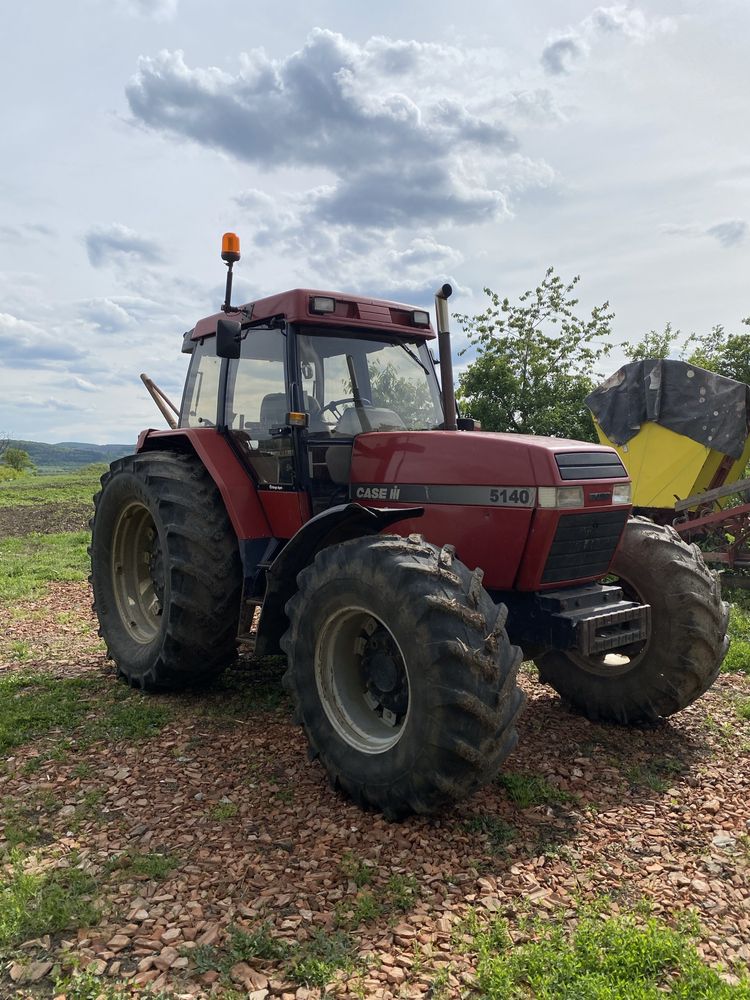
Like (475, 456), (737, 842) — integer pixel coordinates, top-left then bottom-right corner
(180, 287), (445, 514)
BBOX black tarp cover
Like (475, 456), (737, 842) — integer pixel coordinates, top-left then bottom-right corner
(585, 359), (750, 460)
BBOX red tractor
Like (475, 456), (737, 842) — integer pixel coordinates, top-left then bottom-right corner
(90, 235), (728, 819)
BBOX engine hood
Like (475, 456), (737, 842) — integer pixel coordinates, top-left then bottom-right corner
(350, 430), (625, 494)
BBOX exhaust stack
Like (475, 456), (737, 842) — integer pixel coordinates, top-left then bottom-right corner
(434, 283), (457, 431)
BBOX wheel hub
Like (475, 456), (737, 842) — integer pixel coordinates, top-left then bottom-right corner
(362, 630), (409, 719)
(315, 608), (411, 754)
(111, 501), (165, 644)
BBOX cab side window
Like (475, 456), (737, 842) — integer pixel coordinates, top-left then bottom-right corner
(226, 328), (292, 485)
(227, 329), (287, 433)
(180, 341), (221, 427)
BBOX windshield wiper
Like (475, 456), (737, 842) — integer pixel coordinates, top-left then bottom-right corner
(398, 342), (430, 375)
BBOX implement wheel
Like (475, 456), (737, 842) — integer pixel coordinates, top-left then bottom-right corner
(90, 451), (242, 689)
(535, 517), (729, 723)
(281, 534), (524, 819)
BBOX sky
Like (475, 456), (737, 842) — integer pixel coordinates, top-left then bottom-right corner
(0, 0), (748, 445)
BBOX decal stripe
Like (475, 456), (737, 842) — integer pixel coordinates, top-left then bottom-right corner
(350, 484), (537, 507)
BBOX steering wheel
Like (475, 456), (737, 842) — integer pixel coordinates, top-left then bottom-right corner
(320, 396), (372, 420)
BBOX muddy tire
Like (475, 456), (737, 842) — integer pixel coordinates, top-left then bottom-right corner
(281, 533), (525, 819)
(535, 517), (729, 723)
(90, 451), (242, 690)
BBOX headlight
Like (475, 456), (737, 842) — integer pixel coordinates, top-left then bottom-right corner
(612, 483), (632, 504)
(538, 486), (584, 509)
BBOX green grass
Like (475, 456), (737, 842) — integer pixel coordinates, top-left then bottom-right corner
(472, 909), (750, 998)
(334, 871), (419, 930)
(54, 967), (170, 999)
(0, 531), (90, 603)
(0, 671), (171, 759)
(288, 928), (355, 989)
(737, 698), (750, 721)
(8, 640), (31, 662)
(498, 772), (574, 808)
(192, 922), (355, 991)
(125, 851), (178, 880)
(464, 815), (517, 855)
(624, 757), (685, 793)
(226, 922), (291, 963)
(90, 691), (172, 744)
(0, 673), (101, 754)
(384, 873), (419, 912)
(340, 850), (375, 887)
(335, 891), (382, 929)
(209, 801), (238, 821)
(0, 850), (99, 950)
(0, 468), (103, 508)
(724, 604), (750, 674)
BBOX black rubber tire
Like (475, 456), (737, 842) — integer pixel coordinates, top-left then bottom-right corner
(535, 517), (729, 723)
(90, 451), (242, 690)
(280, 533), (525, 819)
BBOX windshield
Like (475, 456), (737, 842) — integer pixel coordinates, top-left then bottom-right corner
(296, 331), (443, 433)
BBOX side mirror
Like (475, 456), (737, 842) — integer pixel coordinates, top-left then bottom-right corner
(216, 318), (241, 359)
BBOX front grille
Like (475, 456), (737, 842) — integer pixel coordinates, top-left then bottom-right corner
(542, 509), (629, 584)
(555, 451), (628, 480)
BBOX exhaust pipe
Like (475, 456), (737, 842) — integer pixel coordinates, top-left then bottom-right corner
(434, 283), (457, 431)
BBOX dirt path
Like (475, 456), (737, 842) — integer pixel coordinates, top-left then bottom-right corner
(0, 582), (749, 997)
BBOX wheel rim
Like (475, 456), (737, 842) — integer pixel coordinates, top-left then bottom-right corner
(315, 607), (410, 754)
(111, 501), (164, 644)
(568, 571), (650, 678)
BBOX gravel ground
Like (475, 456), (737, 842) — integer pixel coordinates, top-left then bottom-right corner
(0, 581), (749, 997)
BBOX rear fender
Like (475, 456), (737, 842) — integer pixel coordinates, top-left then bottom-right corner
(137, 428), (272, 540)
(255, 502), (423, 657)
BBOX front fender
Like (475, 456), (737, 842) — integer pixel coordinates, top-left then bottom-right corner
(255, 502), (423, 657)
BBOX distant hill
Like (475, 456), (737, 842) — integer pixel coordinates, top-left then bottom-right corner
(8, 440), (134, 473)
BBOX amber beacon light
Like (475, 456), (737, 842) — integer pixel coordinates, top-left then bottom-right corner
(221, 232), (241, 312)
(221, 232), (241, 263)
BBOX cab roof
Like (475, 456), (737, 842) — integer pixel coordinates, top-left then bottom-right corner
(190, 288), (436, 341)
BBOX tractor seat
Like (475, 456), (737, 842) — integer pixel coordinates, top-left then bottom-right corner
(259, 392), (322, 430)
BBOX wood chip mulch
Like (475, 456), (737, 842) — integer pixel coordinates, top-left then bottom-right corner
(1, 581), (749, 998)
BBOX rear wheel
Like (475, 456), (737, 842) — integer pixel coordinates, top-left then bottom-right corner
(281, 534), (525, 819)
(90, 451), (242, 690)
(535, 517), (729, 723)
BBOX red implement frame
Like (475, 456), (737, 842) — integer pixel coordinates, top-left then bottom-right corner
(672, 476), (750, 585)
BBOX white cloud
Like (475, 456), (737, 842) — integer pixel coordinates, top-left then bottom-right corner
(0, 223), (56, 243)
(15, 395), (92, 413)
(541, 4), (674, 76)
(0, 313), (87, 369)
(84, 223), (164, 269)
(541, 36), (586, 76)
(661, 218), (747, 249)
(66, 376), (99, 393)
(114, 0), (178, 20)
(706, 220), (747, 249)
(125, 30), (530, 234)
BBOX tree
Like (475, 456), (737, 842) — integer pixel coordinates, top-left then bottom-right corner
(622, 322), (681, 362)
(684, 319), (750, 386)
(623, 318), (750, 386)
(369, 360), (436, 427)
(2, 447), (34, 472)
(455, 268), (614, 442)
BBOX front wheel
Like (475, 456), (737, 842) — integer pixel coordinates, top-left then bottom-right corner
(281, 534), (524, 819)
(535, 517), (729, 723)
(90, 451), (242, 690)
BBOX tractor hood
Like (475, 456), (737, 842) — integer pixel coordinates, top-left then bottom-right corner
(349, 430), (627, 498)
(348, 430), (630, 591)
